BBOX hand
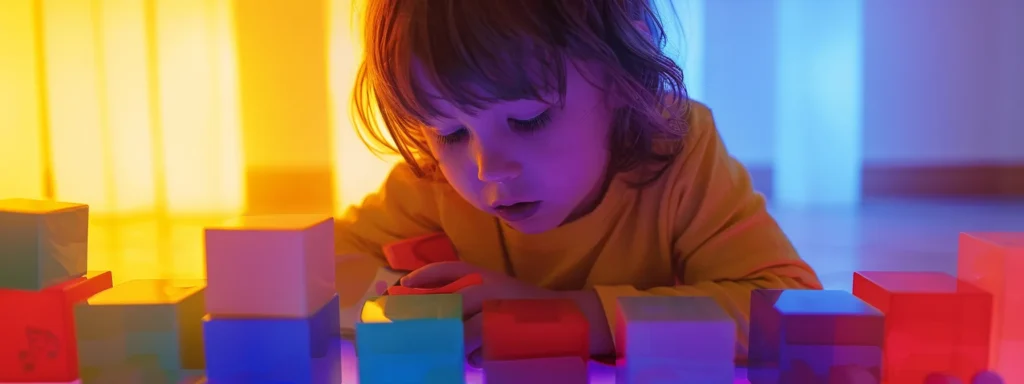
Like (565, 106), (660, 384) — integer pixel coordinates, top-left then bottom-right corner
(400, 261), (562, 367)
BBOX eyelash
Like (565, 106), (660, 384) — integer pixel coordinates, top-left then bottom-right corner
(435, 110), (552, 145)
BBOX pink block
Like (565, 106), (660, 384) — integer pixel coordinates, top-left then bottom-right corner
(204, 214), (336, 317)
(482, 356), (587, 384)
(958, 232), (1024, 383)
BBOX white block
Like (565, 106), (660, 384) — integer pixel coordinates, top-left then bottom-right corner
(615, 296), (736, 362)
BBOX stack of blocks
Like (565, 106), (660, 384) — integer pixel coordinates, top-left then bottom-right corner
(615, 296), (736, 383)
(853, 271), (993, 383)
(748, 289), (885, 384)
(480, 299), (590, 384)
(0, 198), (113, 382)
(356, 294), (465, 383)
(201, 214), (342, 383)
(958, 232), (1024, 384)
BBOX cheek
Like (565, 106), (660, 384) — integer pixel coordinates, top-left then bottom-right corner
(432, 146), (483, 196)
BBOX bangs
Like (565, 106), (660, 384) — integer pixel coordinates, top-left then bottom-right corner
(373, 0), (589, 122)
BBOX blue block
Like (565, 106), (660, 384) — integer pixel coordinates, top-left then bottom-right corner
(356, 318), (464, 356)
(314, 294), (341, 340)
(203, 294), (341, 383)
(355, 294), (465, 383)
(359, 351), (465, 384)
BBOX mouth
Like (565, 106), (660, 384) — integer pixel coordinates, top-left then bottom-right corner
(491, 201), (543, 223)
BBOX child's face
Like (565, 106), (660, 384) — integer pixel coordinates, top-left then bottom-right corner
(419, 61), (614, 234)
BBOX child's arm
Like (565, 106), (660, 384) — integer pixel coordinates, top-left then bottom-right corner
(334, 163), (445, 331)
(583, 104), (823, 360)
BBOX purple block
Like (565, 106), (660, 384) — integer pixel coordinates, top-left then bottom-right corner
(781, 344), (880, 382)
(482, 356), (587, 384)
(749, 289), (884, 368)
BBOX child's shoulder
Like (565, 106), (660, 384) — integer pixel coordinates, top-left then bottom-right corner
(651, 98), (716, 159)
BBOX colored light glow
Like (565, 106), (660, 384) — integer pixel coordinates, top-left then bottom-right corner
(773, 1), (864, 206)
(360, 297), (392, 324)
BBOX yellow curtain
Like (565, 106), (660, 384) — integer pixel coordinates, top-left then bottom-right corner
(0, 0), (399, 281)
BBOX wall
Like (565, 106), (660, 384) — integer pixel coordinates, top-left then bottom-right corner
(693, 0), (1024, 199)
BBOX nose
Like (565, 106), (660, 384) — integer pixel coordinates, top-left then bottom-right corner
(474, 142), (522, 183)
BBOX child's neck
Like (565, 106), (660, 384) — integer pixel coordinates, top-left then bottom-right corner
(562, 171), (616, 225)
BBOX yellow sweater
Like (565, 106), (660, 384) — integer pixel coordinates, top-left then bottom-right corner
(334, 101), (822, 360)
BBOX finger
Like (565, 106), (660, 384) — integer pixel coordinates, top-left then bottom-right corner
(401, 261), (475, 287)
(463, 312), (485, 358)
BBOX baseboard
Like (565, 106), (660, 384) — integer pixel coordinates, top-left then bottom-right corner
(744, 163), (1024, 199)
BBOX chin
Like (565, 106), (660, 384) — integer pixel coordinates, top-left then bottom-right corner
(502, 219), (557, 235)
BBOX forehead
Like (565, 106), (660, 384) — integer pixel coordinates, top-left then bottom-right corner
(408, 57), (563, 121)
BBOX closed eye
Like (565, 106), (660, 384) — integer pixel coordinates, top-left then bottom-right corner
(435, 128), (467, 145)
(510, 109), (551, 132)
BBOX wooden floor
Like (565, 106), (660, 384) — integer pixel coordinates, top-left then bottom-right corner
(78, 197), (1024, 383)
(769, 198), (1024, 291)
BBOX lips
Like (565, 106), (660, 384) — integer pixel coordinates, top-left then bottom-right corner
(492, 201), (542, 223)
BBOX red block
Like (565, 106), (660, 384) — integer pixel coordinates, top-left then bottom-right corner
(958, 232), (1024, 384)
(482, 356), (588, 384)
(852, 271), (992, 384)
(482, 299), (589, 362)
(382, 232), (459, 271)
(0, 271), (113, 382)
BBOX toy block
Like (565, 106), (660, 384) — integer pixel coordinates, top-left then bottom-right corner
(616, 356), (733, 384)
(0, 198), (88, 290)
(748, 289), (884, 369)
(204, 317), (343, 384)
(355, 294), (463, 355)
(827, 365), (880, 384)
(356, 294), (464, 383)
(79, 355), (164, 384)
(382, 232), (459, 271)
(0, 271), (113, 382)
(75, 279), (206, 371)
(853, 271), (992, 383)
(615, 295), (735, 362)
(971, 371), (1004, 384)
(925, 373), (965, 384)
(481, 298), (589, 361)
(357, 351), (465, 384)
(773, 344), (880, 383)
(203, 292), (338, 367)
(482, 356), (588, 384)
(204, 214), (336, 318)
(958, 232), (1024, 383)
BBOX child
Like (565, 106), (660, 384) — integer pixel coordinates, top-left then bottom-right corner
(334, 0), (822, 366)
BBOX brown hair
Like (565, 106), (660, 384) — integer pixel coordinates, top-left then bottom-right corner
(351, 0), (689, 185)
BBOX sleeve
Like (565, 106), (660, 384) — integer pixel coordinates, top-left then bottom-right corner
(590, 104), (823, 361)
(333, 162), (445, 333)
(334, 162), (444, 263)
